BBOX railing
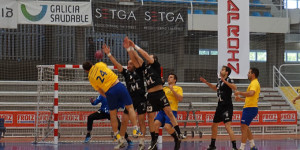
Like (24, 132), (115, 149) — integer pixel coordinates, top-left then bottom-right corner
(273, 66), (299, 115)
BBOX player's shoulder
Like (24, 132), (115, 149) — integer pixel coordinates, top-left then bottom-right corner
(95, 62), (107, 67)
(227, 77), (234, 83)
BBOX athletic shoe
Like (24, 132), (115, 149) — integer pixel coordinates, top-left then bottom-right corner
(138, 141), (145, 150)
(127, 140), (134, 146)
(207, 145), (216, 150)
(133, 129), (143, 138)
(147, 140), (158, 150)
(174, 139), (181, 150)
(114, 138), (126, 150)
(179, 134), (186, 140)
(232, 148), (238, 150)
(250, 146), (258, 150)
(113, 134), (121, 142)
(84, 136), (92, 143)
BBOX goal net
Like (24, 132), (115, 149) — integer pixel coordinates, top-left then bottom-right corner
(35, 64), (126, 144)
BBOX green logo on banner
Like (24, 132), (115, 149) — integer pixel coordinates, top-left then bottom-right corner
(21, 4), (47, 21)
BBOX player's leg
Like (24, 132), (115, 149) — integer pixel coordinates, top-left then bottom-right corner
(247, 108), (258, 150)
(224, 109), (237, 150)
(149, 111), (164, 150)
(207, 108), (223, 150)
(117, 83), (139, 137)
(119, 109), (133, 145)
(224, 122), (237, 150)
(84, 111), (109, 143)
(239, 108), (250, 150)
(109, 109), (119, 138)
(163, 111), (181, 150)
(136, 100), (147, 150)
(160, 92), (181, 137)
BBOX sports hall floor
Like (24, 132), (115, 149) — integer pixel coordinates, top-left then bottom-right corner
(1, 134), (300, 150)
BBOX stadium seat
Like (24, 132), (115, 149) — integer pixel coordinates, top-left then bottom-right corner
(206, 0), (217, 5)
(194, 9), (204, 14)
(187, 9), (192, 14)
(205, 10), (215, 15)
(251, 11), (261, 16)
(195, 0), (206, 4)
(183, 0), (193, 3)
(251, 0), (264, 7)
(263, 12), (272, 17)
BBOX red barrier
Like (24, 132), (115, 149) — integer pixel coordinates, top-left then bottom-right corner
(0, 110), (297, 127)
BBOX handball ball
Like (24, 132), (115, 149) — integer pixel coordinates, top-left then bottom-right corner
(94, 50), (103, 59)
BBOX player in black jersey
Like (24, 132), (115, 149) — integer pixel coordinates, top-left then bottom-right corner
(200, 66), (238, 150)
(103, 42), (145, 150)
(129, 39), (182, 150)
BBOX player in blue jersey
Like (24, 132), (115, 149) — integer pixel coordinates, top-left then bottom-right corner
(84, 95), (132, 145)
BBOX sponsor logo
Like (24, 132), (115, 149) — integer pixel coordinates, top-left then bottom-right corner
(206, 114), (214, 123)
(232, 114), (240, 122)
(0, 114), (13, 124)
(281, 113), (296, 122)
(21, 4), (47, 21)
(262, 114), (277, 122)
(60, 115), (80, 121)
(17, 114), (35, 124)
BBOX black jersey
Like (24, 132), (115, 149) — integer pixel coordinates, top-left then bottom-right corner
(121, 67), (145, 96)
(216, 77), (234, 106)
(141, 61), (163, 90)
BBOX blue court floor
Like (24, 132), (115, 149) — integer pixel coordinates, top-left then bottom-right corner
(0, 139), (300, 150)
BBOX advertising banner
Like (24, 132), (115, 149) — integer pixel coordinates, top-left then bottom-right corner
(218, 0), (249, 79)
(0, 0), (17, 29)
(18, 1), (92, 26)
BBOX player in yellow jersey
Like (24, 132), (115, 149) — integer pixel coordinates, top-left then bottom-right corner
(83, 57), (139, 150)
(153, 73), (183, 150)
(235, 68), (260, 150)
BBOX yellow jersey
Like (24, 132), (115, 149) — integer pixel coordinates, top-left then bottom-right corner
(163, 85), (183, 111)
(88, 62), (118, 93)
(244, 78), (260, 108)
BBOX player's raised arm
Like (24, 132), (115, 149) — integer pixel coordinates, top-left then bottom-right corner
(123, 37), (140, 68)
(102, 44), (123, 73)
(200, 77), (217, 91)
(129, 39), (144, 67)
(132, 42), (154, 64)
(293, 94), (300, 104)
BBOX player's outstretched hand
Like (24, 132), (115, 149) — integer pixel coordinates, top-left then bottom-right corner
(90, 97), (95, 104)
(293, 98), (297, 104)
(234, 90), (240, 96)
(129, 40), (135, 48)
(199, 77), (207, 83)
(123, 37), (130, 49)
(235, 96), (242, 102)
(102, 44), (110, 54)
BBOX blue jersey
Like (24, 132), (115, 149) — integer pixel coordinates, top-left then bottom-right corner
(91, 95), (110, 114)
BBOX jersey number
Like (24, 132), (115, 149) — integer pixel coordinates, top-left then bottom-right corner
(96, 70), (107, 83)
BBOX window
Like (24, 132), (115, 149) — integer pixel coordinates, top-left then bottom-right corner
(285, 50), (300, 62)
(285, 0), (299, 9)
(199, 49), (267, 62)
(250, 50), (267, 62)
(199, 49), (217, 55)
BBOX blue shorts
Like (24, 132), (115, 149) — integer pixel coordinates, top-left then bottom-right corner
(154, 110), (177, 127)
(241, 107), (258, 126)
(105, 82), (133, 110)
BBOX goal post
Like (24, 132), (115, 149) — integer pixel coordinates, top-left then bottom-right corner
(35, 64), (125, 144)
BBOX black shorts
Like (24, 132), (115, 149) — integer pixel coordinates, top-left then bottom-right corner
(146, 90), (170, 113)
(213, 105), (233, 123)
(124, 92), (147, 115)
